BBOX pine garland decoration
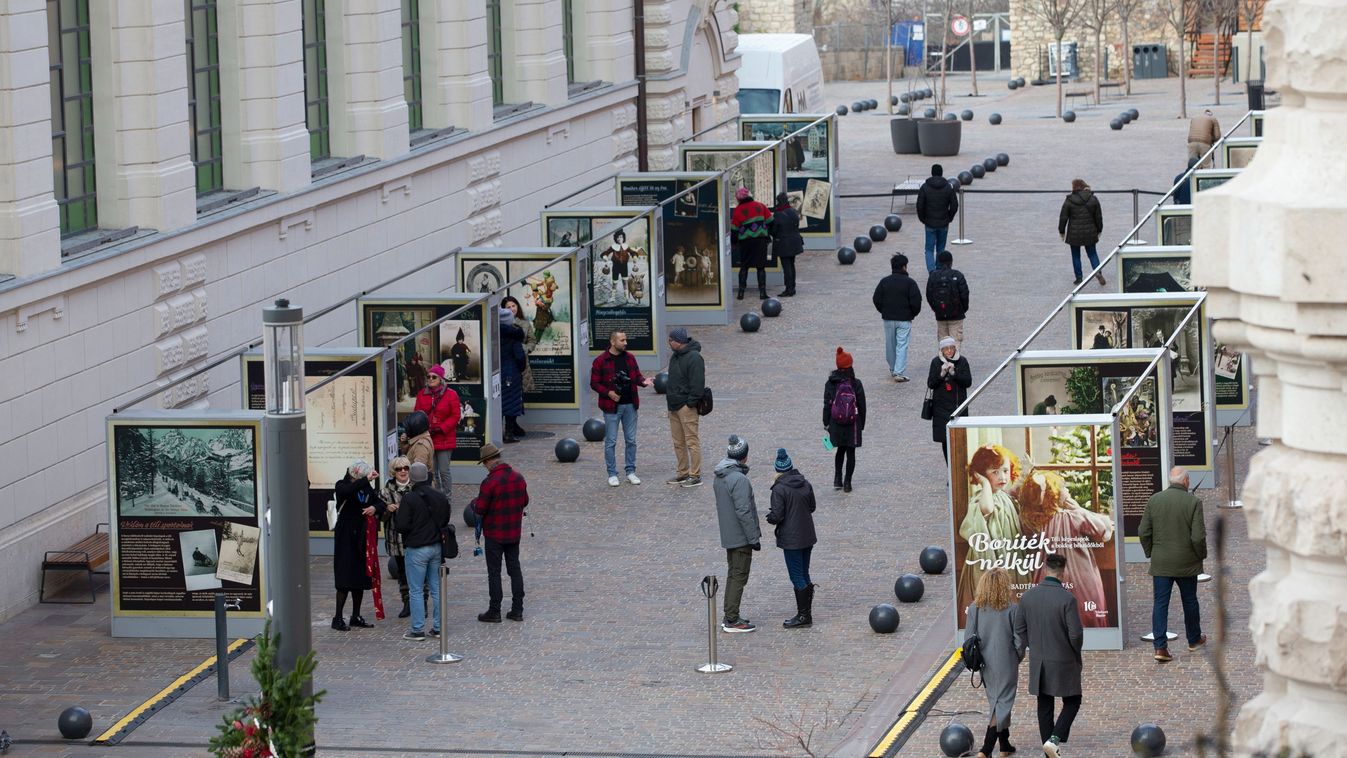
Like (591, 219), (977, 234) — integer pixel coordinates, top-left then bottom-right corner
(210, 621), (325, 757)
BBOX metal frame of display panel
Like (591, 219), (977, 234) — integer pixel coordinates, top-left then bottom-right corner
(676, 140), (786, 285)
(1249, 110), (1264, 137)
(1153, 205), (1192, 247)
(1190, 168), (1241, 197)
(738, 113), (840, 249)
(1222, 137), (1261, 169)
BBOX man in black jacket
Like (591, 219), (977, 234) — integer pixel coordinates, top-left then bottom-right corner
(872, 254), (923, 382)
(394, 462), (451, 640)
(925, 250), (970, 347)
(915, 164), (959, 273)
(1014, 553), (1085, 758)
(665, 327), (707, 487)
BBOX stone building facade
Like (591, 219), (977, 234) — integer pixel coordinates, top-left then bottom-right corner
(0, 0), (737, 619)
(1009, 0), (1179, 82)
(736, 0), (811, 34)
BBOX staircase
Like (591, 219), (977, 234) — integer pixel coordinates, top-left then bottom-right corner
(1188, 33), (1232, 77)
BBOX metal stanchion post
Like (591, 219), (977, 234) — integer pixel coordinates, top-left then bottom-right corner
(1221, 425), (1243, 509)
(1126, 189), (1147, 245)
(950, 188), (972, 245)
(696, 576), (732, 673)
(214, 593), (230, 700)
(426, 563), (463, 664)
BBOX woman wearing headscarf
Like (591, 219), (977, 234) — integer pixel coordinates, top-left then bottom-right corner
(499, 306), (528, 442)
(380, 456), (414, 619)
(769, 192), (804, 297)
(823, 347), (866, 493)
(332, 459), (384, 630)
(927, 336), (973, 461)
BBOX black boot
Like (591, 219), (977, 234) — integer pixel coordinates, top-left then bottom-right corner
(758, 286), (769, 300)
(843, 474), (853, 493)
(783, 586), (812, 628)
(833, 470), (843, 490)
(997, 728), (1016, 756)
(736, 287), (745, 300)
(977, 725), (998, 758)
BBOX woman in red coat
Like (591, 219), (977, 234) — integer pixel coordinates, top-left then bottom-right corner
(414, 364), (461, 495)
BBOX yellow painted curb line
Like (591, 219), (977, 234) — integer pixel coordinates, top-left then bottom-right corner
(868, 648), (965, 758)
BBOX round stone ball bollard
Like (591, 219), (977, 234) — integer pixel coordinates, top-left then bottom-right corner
(838, 246), (858, 264)
(890, 95), (899, 106)
(1131, 723), (1167, 756)
(1016, 77), (1026, 87)
(923, 87), (934, 98)
(894, 573), (926, 603)
(761, 298), (782, 317)
(740, 312), (762, 332)
(852, 101), (865, 113)
(1127, 108), (1140, 120)
(920, 546), (949, 574)
(1007, 79), (1019, 90)
(1063, 110), (1077, 123)
(836, 104), (848, 116)
(582, 417), (605, 442)
(653, 371), (669, 394)
(463, 504), (478, 528)
(924, 107), (937, 118)
(996, 153), (1010, 166)
(869, 224), (888, 242)
(884, 214), (903, 232)
(939, 723), (975, 757)
(852, 235), (872, 253)
(898, 104), (911, 116)
(948, 177), (961, 192)
(957, 170), (974, 186)
(868, 603), (900, 634)
(1110, 118), (1124, 130)
(943, 112), (959, 122)
(555, 438), (581, 462)
(58, 706), (93, 740)
(868, 98), (880, 109)
(989, 113), (1003, 125)
(900, 92), (911, 103)
(983, 157), (998, 172)
(960, 109), (974, 121)
(969, 164), (985, 180)
(1121, 111), (1133, 124)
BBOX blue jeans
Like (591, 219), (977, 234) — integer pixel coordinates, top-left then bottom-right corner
(1070, 244), (1101, 280)
(404, 544), (442, 633)
(883, 320), (913, 376)
(924, 227), (948, 272)
(603, 403), (638, 477)
(1152, 575), (1201, 648)
(782, 546), (813, 590)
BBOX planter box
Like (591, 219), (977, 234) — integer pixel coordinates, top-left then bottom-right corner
(890, 118), (921, 154)
(918, 119), (962, 156)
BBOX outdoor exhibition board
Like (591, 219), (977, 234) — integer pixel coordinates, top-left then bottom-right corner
(240, 348), (388, 540)
(615, 172), (730, 325)
(1222, 137), (1260, 169)
(1014, 349), (1173, 563)
(1190, 168), (1240, 197)
(1250, 110), (1264, 137)
(456, 248), (587, 424)
(1069, 292), (1216, 489)
(538, 207), (666, 368)
(947, 414), (1125, 651)
(1115, 247), (1252, 425)
(356, 295), (498, 483)
(739, 114), (839, 248)
(676, 141), (785, 279)
(107, 410), (267, 638)
(1154, 205), (1192, 246)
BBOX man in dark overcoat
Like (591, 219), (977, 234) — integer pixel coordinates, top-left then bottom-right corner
(1014, 553), (1084, 758)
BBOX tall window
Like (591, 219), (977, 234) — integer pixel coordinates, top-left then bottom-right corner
(562, 0), (574, 82)
(48, 0), (97, 236)
(186, 0), (223, 194)
(486, 0), (503, 105)
(401, 0), (423, 132)
(302, 0), (331, 160)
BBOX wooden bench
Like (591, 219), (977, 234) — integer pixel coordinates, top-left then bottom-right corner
(1099, 81), (1123, 99)
(1065, 90), (1093, 110)
(41, 523), (110, 604)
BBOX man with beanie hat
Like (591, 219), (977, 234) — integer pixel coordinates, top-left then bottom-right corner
(665, 327), (707, 487)
(925, 249), (970, 348)
(713, 434), (761, 632)
(394, 462), (451, 640)
(766, 448), (818, 628)
(872, 254), (922, 381)
(916, 164), (960, 273)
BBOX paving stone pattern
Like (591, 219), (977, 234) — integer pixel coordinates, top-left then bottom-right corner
(0, 75), (1262, 757)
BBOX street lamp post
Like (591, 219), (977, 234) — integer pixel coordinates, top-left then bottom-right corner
(262, 299), (313, 708)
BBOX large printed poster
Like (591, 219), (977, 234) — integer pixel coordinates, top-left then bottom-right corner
(542, 212), (656, 354)
(949, 421), (1121, 636)
(740, 117), (835, 236)
(109, 418), (264, 615)
(678, 142), (783, 272)
(617, 174), (726, 309)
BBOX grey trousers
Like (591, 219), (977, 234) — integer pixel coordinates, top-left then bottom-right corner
(723, 546), (754, 621)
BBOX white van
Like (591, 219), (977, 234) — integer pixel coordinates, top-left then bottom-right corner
(735, 34), (825, 115)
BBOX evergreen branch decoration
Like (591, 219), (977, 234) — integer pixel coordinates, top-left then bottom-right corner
(210, 622), (325, 758)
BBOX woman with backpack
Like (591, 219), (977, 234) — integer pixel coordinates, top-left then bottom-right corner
(823, 347), (866, 493)
(964, 567), (1025, 758)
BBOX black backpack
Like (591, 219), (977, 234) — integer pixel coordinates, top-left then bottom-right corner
(961, 606), (986, 688)
(929, 270), (958, 318)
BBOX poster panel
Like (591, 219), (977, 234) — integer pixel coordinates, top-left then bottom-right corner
(1015, 349), (1173, 560)
(1190, 168), (1239, 197)
(1153, 205), (1191, 246)
(948, 415), (1124, 650)
(540, 209), (658, 353)
(108, 413), (266, 619)
(457, 252), (579, 409)
(739, 115), (836, 237)
(1116, 248), (1251, 421)
(357, 297), (491, 463)
(1250, 110), (1264, 137)
(242, 350), (384, 533)
(1222, 137), (1260, 169)
(1069, 293), (1215, 484)
(616, 173), (727, 310)
(677, 141), (783, 271)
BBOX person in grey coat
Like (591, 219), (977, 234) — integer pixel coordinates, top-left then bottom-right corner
(765, 448), (817, 628)
(712, 435), (761, 633)
(964, 567), (1025, 758)
(1013, 553), (1084, 758)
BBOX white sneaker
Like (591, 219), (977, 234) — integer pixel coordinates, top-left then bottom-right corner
(608, 475), (620, 487)
(626, 473), (641, 485)
(1043, 739), (1061, 758)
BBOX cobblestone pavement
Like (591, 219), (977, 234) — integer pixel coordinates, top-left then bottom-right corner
(0, 74), (1263, 757)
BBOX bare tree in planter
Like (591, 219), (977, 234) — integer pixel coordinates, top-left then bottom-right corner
(1023, 0), (1085, 117)
(1159, 0), (1189, 118)
(1113, 0), (1142, 95)
(1080, 0), (1110, 103)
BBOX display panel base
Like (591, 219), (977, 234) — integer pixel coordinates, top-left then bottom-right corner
(113, 615), (266, 639)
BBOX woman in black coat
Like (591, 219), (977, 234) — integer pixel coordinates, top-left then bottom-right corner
(766, 448), (818, 628)
(823, 347), (866, 493)
(770, 192), (805, 297)
(928, 337), (973, 462)
(1057, 178), (1105, 286)
(499, 303), (528, 442)
(332, 460), (383, 631)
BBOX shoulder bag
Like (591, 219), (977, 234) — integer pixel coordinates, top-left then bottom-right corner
(921, 388), (934, 421)
(961, 605), (985, 688)
(695, 387), (714, 416)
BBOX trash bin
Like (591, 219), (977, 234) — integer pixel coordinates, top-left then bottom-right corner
(1247, 80), (1265, 110)
(1132, 44), (1168, 79)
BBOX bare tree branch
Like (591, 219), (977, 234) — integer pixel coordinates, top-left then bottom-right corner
(1021, 0), (1085, 116)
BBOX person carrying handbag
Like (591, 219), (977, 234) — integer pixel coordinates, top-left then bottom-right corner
(927, 337), (972, 462)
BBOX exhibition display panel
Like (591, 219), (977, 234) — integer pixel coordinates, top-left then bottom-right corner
(1153, 205), (1192, 246)
(738, 114), (840, 248)
(1222, 137), (1261, 169)
(677, 141), (785, 278)
(1190, 168), (1240, 196)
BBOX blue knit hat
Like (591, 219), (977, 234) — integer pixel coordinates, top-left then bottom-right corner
(774, 448), (792, 472)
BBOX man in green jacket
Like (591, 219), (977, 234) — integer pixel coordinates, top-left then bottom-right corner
(1139, 467), (1207, 663)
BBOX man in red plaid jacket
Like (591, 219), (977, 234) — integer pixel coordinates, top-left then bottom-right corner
(470, 443), (529, 622)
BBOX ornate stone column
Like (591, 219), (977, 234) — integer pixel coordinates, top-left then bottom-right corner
(1190, 1), (1347, 755)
